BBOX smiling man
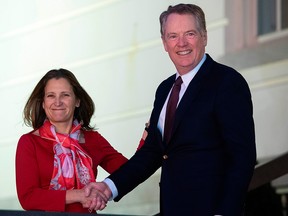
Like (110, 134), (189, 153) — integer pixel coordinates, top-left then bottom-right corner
(85, 4), (257, 216)
(161, 12), (207, 75)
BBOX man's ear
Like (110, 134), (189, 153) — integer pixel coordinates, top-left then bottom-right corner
(162, 36), (168, 52)
(202, 31), (208, 47)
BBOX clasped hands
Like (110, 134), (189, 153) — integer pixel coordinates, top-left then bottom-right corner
(82, 182), (112, 212)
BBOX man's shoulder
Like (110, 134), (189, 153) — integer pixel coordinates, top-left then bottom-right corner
(205, 55), (243, 81)
(158, 74), (176, 87)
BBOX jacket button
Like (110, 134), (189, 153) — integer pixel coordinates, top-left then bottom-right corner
(163, 155), (168, 159)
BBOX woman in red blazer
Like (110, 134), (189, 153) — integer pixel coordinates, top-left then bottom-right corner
(15, 68), (127, 213)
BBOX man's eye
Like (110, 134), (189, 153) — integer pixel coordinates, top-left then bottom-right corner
(187, 32), (196, 38)
(168, 35), (177, 40)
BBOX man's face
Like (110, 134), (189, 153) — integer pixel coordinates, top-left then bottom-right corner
(162, 13), (207, 75)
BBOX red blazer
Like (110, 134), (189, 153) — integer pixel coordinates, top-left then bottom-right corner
(16, 130), (127, 213)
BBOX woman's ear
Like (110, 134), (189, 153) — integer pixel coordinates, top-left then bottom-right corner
(76, 100), (80, 107)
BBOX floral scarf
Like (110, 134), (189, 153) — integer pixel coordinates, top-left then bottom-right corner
(39, 119), (95, 190)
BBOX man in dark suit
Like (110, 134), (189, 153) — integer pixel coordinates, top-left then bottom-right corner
(86, 3), (257, 216)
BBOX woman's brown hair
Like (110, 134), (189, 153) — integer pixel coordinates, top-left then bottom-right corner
(23, 68), (95, 130)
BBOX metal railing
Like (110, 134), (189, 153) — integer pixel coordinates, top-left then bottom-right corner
(249, 151), (288, 191)
(0, 209), (143, 216)
(2, 152), (288, 216)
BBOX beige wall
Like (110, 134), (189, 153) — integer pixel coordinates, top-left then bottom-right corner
(4, 0), (288, 215)
(242, 59), (288, 158)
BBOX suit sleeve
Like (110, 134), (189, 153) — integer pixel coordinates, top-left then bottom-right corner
(108, 130), (162, 201)
(92, 131), (128, 174)
(107, 83), (167, 201)
(215, 71), (257, 214)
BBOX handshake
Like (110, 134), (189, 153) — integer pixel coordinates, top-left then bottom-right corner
(81, 181), (112, 212)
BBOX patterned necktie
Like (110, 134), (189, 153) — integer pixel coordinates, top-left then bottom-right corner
(164, 76), (183, 143)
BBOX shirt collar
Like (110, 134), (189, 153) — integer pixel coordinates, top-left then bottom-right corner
(176, 53), (207, 87)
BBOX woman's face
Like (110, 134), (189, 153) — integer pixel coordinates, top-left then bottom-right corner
(42, 78), (80, 129)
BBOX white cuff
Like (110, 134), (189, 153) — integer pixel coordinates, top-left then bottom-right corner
(103, 178), (118, 201)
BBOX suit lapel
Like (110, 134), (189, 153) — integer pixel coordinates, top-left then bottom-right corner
(153, 75), (176, 121)
(171, 55), (215, 142)
(149, 75), (176, 148)
(151, 55), (215, 147)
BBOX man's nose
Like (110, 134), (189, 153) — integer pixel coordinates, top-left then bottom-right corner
(177, 35), (188, 46)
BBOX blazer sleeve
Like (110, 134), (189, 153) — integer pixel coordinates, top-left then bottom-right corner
(214, 69), (257, 214)
(91, 131), (128, 174)
(107, 82), (169, 201)
(16, 134), (66, 212)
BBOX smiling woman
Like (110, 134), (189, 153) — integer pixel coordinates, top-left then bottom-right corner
(15, 68), (128, 213)
(42, 78), (80, 134)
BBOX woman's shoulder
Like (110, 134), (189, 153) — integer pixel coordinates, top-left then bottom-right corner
(81, 129), (111, 147)
(82, 129), (100, 138)
(19, 129), (39, 140)
(17, 129), (43, 151)
(81, 130), (102, 143)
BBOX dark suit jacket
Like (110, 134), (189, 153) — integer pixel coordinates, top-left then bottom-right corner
(109, 54), (257, 216)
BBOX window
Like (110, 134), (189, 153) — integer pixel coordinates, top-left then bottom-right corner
(282, 0), (288, 29)
(258, 0), (288, 36)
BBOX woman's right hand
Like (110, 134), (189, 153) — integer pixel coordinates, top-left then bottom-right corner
(65, 187), (108, 211)
(82, 188), (108, 211)
(84, 182), (111, 211)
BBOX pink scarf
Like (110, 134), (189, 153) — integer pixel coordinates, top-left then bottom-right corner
(39, 120), (95, 190)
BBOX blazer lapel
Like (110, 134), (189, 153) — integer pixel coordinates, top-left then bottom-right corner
(171, 55), (215, 142)
(152, 75), (176, 121)
(148, 75), (176, 148)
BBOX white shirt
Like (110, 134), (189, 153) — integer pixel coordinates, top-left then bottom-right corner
(157, 54), (207, 137)
(104, 54), (207, 200)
